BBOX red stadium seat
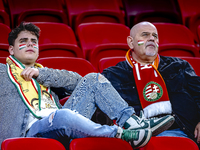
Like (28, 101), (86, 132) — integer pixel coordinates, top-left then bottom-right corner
(177, 0), (200, 26)
(1, 138), (66, 150)
(154, 23), (199, 57)
(177, 0), (200, 43)
(0, 0), (10, 27)
(139, 136), (198, 150)
(65, 0), (124, 30)
(36, 57), (96, 76)
(7, 0), (67, 28)
(0, 23), (11, 57)
(77, 23), (130, 59)
(70, 137), (133, 150)
(179, 57), (200, 76)
(33, 22), (83, 58)
(123, 0), (182, 28)
(0, 57), (6, 64)
(90, 43), (128, 71)
(99, 56), (125, 73)
(0, 23), (11, 44)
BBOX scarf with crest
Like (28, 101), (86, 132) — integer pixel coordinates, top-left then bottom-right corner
(6, 55), (59, 119)
(125, 49), (172, 118)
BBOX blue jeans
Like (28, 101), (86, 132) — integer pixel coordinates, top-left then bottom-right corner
(26, 73), (135, 148)
(157, 128), (189, 137)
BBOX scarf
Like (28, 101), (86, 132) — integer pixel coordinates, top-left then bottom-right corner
(6, 55), (59, 119)
(126, 49), (172, 118)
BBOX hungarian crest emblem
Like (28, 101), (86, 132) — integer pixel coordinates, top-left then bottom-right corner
(143, 81), (163, 102)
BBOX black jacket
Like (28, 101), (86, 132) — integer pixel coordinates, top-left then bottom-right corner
(102, 56), (200, 145)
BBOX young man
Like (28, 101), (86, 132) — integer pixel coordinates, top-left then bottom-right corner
(102, 21), (200, 148)
(0, 22), (174, 149)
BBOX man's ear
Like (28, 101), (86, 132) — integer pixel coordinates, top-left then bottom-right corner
(8, 45), (14, 55)
(127, 36), (134, 49)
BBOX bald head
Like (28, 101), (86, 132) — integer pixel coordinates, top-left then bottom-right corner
(130, 22), (157, 38)
(127, 21), (159, 65)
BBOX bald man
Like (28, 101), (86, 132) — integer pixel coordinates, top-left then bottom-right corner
(102, 21), (200, 148)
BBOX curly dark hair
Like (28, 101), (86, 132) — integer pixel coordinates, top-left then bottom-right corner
(8, 22), (40, 46)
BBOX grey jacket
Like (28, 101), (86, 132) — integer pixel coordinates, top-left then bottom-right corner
(0, 63), (82, 147)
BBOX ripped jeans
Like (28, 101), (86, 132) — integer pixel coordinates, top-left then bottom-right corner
(26, 73), (135, 149)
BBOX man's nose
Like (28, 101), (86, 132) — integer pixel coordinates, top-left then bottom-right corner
(27, 40), (33, 46)
(149, 35), (155, 40)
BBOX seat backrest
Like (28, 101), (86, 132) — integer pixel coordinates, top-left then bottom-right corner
(139, 136), (199, 150)
(70, 137), (133, 150)
(77, 22), (130, 59)
(154, 23), (199, 57)
(34, 22), (77, 45)
(1, 138), (66, 150)
(0, 0), (10, 27)
(7, 0), (67, 28)
(36, 57), (96, 76)
(0, 57), (6, 64)
(123, 0), (182, 28)
(65, 0), (123, 29)
(89, 43), (128, 71)
(177, 0), (200, 25)
(99, 56), (125, 73)
(0, 23), (11, 44)
(179, 56), (200, 76)
(34, 23), (83, 59)
(0, 44), (10, 57)
(154, 23), (195, 45)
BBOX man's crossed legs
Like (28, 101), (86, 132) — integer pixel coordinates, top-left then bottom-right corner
(27, 73), (174, 149)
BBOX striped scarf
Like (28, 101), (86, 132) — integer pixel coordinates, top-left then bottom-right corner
(6, 55), (59, 119)
(125, 49), (172, 118)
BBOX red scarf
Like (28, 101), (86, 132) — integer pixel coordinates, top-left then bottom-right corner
(126, 49), (172, 118)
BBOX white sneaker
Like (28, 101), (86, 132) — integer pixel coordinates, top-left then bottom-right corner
(123, 111), (174, 136)
(116, 127), (152, 148)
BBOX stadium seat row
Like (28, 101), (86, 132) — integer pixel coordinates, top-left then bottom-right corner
(1, 0), (200, 41)
(0, 22), (200, 68)
(1, 136), (199, 150)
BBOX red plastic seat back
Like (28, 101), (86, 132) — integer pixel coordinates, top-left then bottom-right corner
(37, 57), (96, 76)
(89, 43), (128, 71)
(1, 138), (66, 150)
(179, 56), (200, 76)
(154, 23), (199, 57)
(0, 57), (6, 64)
(0, 23), (11, 44)
(77, 22), (130, 59)
(65, 0), (123, 29)
(177, 0), (200, 25)
(33, 23), (83, 59)
(70, 137), (133, 150)
(0, 0), (10, 27)
(7, 0), (67, 27)
(140, 136), (198, 150)
(34, 22), (77, 45)
(123, 0), (182, 28)
(99, 56), (125, 73)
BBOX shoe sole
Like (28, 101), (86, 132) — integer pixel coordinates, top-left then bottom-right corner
(134, 129), (152, 148)
(151, 116), (175, 136)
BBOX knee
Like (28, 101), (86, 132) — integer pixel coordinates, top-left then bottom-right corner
(84, 73), (109, 83)
(83, 73), (98, 82)
(97, 74), (110, 83)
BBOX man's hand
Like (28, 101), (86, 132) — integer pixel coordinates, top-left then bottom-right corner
(194, 122), (200, 143)
(21, 67), (39, 81)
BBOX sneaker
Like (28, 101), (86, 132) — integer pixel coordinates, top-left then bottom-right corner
(116, 127), (152, 148)
(123, 111), (175, 136)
